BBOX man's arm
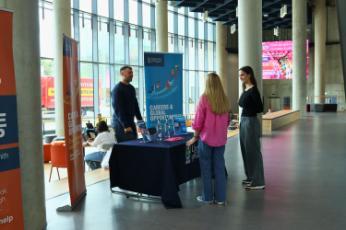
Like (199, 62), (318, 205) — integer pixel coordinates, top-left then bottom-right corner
(134, 98), (143, 121)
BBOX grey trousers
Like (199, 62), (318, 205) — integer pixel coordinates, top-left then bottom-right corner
(240, 116), (265, 186)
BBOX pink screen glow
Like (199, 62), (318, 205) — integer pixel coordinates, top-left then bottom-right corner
(262, 40), (309, 80)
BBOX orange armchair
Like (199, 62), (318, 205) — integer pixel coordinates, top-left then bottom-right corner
(43, 143), (51, 163)
(49, 141), (68, 182)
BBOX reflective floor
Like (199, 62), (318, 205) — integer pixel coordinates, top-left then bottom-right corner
(46, 113), (346, 230)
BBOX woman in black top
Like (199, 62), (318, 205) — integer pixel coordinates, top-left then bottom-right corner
(238, 66), (265, 190)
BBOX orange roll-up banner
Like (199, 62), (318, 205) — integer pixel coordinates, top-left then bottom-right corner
(0, 9), (25, 230)
(62, 35), (86, 209)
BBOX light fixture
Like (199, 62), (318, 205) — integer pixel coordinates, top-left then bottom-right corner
(274, 26), (279, 36)
(280, 4), (287, 18)
(203, 10), (208, 22)
(230, 24), (237, 34)
(264, 13), (269, 18)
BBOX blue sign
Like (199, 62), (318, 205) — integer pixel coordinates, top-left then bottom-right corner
(0, 147), (20, 172)
(144, 52), (183, 128)
(0, 96), (19, 145)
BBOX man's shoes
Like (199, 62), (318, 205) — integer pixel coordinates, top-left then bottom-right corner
(196, 196), (213, 204)
(242, 179), (252, 185)
(245, 185), (265, 190)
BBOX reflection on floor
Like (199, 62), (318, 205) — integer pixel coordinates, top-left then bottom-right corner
(46, 113), (346, 230)
(44, 163), (109, 199)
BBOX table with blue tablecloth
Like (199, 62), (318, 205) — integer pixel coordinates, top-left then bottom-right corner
(109, 133), (200, 208)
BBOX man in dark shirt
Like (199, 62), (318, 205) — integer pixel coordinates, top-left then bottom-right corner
(111, 66), (143, 142)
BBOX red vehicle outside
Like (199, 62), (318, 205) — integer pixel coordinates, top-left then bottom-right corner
(41, 76), (94, 109)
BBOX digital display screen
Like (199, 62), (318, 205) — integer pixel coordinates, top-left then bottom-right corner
(262, 40), (309, 80)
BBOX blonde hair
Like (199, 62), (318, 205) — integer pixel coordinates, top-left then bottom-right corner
(203, 73), (231, 114)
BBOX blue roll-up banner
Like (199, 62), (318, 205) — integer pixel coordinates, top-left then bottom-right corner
(144, 52), (183, 128)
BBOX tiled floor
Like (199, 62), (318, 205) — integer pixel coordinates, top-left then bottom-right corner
(46, 113), (346, 230)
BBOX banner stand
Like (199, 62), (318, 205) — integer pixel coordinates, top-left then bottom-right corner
(144, 52), (183, 128)
(56, 192), (86, 212)
(0, 9), (25, 230)
(57, 35), (86, 212)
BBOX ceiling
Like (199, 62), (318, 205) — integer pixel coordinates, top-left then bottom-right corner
(169, 0), (303, 30)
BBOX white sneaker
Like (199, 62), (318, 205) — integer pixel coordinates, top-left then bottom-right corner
(214, 201), (227, 206)
(196, 196), (213, 204)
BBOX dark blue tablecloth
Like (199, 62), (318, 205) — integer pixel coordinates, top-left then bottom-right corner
(109, 133), (200, 208)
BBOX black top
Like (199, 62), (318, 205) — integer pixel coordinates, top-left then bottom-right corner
(111, 82), (143, 128)
(238, 87), (263, 117)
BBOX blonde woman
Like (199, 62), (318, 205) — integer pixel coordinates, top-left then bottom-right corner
(187, 73), (230, 205)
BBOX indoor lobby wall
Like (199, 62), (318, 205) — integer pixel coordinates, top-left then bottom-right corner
(324, 5), (345, 111)
(308, 5), (345, 111)
(263, 80), (292, 112)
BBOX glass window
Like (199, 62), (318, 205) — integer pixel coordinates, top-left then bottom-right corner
(198, 21), (204, 40)
(142, 3), (151, 28)
(129, 0), (138, 24)
(143, 30), (152, 52)
(39, 8), (54, 58)
(189, 39), (195, 70)
(80, 15), (93, 61)
(168, 34), (174, 52)
(168, 11), (174, 33)
(198, 40), (205, 71)
(178, 37), (184, 53)
(98, 21), (110, 63)
(80, 63), (94, 122)
(208, 42), (214, 71)
(39, 0), (217, 122)
(183, 70), (189, 115)
(114, 0), (124, 21)
(129, 27), (139, 65)
(80, 0), (92, 13)
(178, 15), (185, 36)
(98, 0), (109, 17)
(98, 64), (111, 119)
(41, 58), (54, 76)
(188, 71), (196, 114)
(131, 66), (140, 90)
(198, 71), (207, 96)
(188, 17), (195, 38)
(114, 24), (125, 64)
(208, 23), (214, 41)
(188, 10), (195, 18)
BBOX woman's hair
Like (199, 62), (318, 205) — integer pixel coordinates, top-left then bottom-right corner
(96, 121), (109, 133)
(203, 72), (231, 114)
(239, 66), (258, 91)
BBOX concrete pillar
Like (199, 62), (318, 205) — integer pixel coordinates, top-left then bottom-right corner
(155, 0), (168, 52)
(229, 53), (239, 113)
(336, 0), (346, 98)
(314, 0), (327, 103)
(292, 0), (307, 113)
(216, 22), (231, 103)
(238, 0), (263, 106)
(53, 0), (71, 136)
(0, 0), (46, 229)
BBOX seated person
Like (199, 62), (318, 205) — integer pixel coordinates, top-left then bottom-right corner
(84, 121), (116, 170)
(84, 121), (97, 139)
(96, 113), (107, 125)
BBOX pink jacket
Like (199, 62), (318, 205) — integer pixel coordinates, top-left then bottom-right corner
(192, 95), (230, 147)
